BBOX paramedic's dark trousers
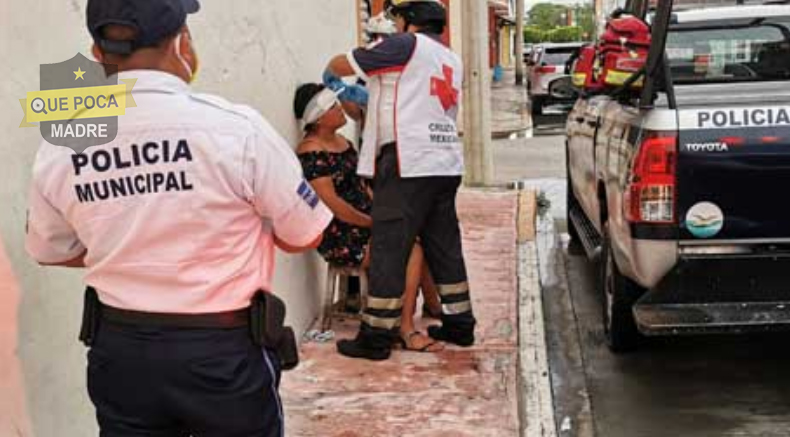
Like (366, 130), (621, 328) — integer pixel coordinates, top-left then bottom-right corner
(362, 143), (476, 345)
(87, 320), (283, 437)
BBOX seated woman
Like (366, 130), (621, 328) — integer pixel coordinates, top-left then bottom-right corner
(293, 83), (441, 352)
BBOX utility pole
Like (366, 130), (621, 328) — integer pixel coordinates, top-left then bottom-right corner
(462, 0), (494, 186)
(514, 0), (525, 86)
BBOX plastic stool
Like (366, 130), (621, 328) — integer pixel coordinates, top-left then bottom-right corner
(320, 265), (368, 331)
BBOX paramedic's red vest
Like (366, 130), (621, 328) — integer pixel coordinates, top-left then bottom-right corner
(358, 33), (464, 178)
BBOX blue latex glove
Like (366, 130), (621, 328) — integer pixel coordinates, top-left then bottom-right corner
(322, 70), (345, 92)
(339, 84), (369, 107)
(323, 69), (369, 107)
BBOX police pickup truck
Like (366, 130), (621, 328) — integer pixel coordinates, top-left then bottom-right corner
(564, 0), (790, 351)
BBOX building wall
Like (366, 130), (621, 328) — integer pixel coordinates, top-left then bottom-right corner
(0, 1), (357, 435)
(500, 26), (514, 68)
(489, 7), (498, 67)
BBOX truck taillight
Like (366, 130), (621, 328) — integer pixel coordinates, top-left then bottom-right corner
(625, 134), (677, 223)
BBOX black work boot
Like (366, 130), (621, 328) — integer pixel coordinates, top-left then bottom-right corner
(428, 319), (476, 347)
(336, 332), (391, 361)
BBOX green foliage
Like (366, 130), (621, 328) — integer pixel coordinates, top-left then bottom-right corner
(527, 3), (568, 29)
(525, 3), (596, 42)
(574, 5), (596, 40)
(524, 26), (585, 43)
(524, 26), (545, 44)
(547, 26), (584, 42)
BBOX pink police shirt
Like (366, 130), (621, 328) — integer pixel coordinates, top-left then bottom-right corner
(25, 70), (332, 314)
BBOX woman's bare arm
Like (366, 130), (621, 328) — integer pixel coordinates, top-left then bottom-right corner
(308, 176), (372, 228)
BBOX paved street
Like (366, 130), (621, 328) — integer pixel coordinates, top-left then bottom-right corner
(492, 111), (567, 186)
(558, 245), (790, 437)
(516, 117), (790, 437)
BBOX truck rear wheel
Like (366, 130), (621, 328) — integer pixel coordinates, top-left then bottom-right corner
(566, 171), (581, 246)
(566, 173), (584, 256)
(600, 226), (645, 353)
(531, 97), (544, 116)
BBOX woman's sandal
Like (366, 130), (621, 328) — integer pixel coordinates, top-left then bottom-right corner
(399, 331), (444, 353)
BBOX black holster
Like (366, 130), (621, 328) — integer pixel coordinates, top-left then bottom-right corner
(250, 291), (299, 371)
(79, 286), (101, 347)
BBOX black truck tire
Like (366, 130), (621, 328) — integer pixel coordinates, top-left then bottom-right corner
(600, 226), (645, 353)
(531, 97), (544, 116)
(566, 166), (581, 247)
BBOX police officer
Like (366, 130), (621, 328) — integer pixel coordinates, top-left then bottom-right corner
(25, 0), (332, 435)
(324, 0), (476, 360)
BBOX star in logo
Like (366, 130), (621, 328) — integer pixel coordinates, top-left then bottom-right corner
(430, 65), (459, 112)
(74, 67), (86, 80)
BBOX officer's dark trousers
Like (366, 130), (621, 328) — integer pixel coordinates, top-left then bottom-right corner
(88, 321), (283, 437)
(361, 143), (476, 346)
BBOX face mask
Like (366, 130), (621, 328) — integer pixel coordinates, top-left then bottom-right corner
(174, 33), (199, 83)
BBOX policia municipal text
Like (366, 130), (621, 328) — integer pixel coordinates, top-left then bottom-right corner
(25, 0), (333, 435)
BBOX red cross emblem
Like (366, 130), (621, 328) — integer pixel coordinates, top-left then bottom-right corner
(431, 65), (459, 112)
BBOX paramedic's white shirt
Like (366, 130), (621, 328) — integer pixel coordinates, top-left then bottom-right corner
(26, 70), (332, 313)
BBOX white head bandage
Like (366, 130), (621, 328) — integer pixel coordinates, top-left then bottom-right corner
(302, 87), (344, 129)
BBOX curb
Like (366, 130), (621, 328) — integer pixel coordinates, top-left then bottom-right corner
(516, 189), (559, 437)
(493, 125), (532, 140)
(458, 124), (533, 140)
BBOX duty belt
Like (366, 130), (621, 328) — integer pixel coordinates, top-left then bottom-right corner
(101, 305), (249, 329)
(80, 287), (300, 370)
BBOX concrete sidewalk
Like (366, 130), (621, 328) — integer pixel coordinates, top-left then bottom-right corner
(491, 68), (531, 138)
(457, 67), (531, 139)
(281, 190), (522, 437)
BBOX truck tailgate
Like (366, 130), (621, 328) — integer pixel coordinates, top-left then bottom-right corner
(634, 255), (790, 335)
(677, 106), (790, 241)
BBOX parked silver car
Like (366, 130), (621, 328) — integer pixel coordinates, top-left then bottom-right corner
(527, 42), (585, 115)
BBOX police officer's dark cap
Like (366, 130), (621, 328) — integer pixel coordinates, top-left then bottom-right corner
(87, 0), (200, 55)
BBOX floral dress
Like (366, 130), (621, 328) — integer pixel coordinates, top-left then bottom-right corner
(298, 145), (373, 267)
